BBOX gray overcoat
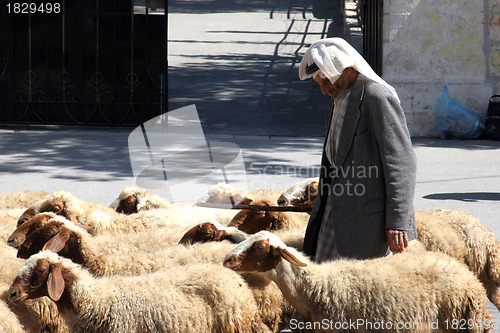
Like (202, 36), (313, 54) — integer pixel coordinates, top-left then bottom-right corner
(303, 76), (418, 260)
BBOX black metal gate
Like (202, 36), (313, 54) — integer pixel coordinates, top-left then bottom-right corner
(359, 0), (383, 75)
(0, 0), (166, 126)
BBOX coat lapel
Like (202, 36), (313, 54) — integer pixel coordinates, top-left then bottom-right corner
(334, 79), (364, 168)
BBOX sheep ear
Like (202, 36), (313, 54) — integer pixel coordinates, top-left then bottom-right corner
(178, 224), (201, 245)
(66, 213), (91, 231)
(43, 229), (71, 253)
(116, 200), (125, 213)
(278, 248), (307, 267)
(239, 197), (254, 205)
(47, 263), (65, 301)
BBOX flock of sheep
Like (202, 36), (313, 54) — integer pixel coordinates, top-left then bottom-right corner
(0, 179), (499, 332)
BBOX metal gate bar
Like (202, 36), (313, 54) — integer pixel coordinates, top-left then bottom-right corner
(360, 0), (383, 75)
(0, 0), (166, 126)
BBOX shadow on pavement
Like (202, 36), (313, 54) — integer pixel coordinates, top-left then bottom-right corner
(168, 0), (344, 136)
(423, 192), (500, 202)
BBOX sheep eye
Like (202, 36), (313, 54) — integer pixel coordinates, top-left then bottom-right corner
(257, 245), (265, 251)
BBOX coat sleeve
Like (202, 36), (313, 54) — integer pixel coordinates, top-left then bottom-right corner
(363, 84), (417, 231)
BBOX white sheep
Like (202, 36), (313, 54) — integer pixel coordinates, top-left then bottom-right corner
(8, 212), (216, 254)
(17, 190), (181, 234)
(198, 182), (284, 205)
(7, 212), (59, 248)
(224, 231), (494, 333)
(19, 190), (241, 235)
(17, 219), (293, 332)
(277, 178), (318, 209)
(179, 221), (249, 245)
(178, 221), (306, 252)
(109, 185), (172, 214)
(228, 198), (309, 234)
(0, 190), (49, 210)
(9, 251), (274, 333)
(108, 185), (239, 225)
(277, 179), (500, 311)
(416, 209), (500, 311)
(0, 242), (69, 333)
(17, 218), (242, 277)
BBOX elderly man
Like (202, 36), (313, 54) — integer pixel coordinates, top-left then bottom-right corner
(299, 38), (417, 262)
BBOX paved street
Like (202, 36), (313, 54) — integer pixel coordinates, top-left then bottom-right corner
(168, 0), (345, 137)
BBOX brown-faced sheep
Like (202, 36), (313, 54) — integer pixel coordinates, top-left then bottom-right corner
(8, 212), (218, 255)
(0, 242), (69, 333)
(16, 190), (180, 234)
(179, 221), (305, 252)
(17, 219), (293, 332)
(228, 198), (309, 234)
(179, 221), (249, 246)
(224, 231), (494, 333)
(8, 213), (59, 248)
(277, 178), (318, 209)
(278, 179), (500, 311)
(9, 251), (273, 333)
(110, 186), (172, 214)
(198, 182), (284, 206)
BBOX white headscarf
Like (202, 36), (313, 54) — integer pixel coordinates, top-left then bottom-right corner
(299, 38), (399, 101)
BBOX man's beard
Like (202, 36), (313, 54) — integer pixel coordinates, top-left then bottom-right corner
(329, 74), (351, 98)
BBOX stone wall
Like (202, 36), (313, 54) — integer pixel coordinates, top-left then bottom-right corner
(381, 0), (499, 137)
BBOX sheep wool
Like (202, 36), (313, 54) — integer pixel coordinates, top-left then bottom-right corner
(13, 251), (271, 333)
(0, 290), (25, 333)
(0, 243), (69, 333)
(225, 231), (494, 333)
(0, 190), (48, 210)
(23, 219), (291, 332)
(22, 190), (181, 234)
(110, 186), (172, 212)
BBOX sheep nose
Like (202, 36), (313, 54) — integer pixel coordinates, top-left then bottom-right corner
(17, 246), (29, 259)
(277, 198), (287, 206)
(8, 287), (21, 303)
(7, 238), (13, 244)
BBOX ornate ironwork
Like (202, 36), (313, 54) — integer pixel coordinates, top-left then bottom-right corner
(0, 0), (167, 126)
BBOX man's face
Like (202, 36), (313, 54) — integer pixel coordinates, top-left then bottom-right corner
(313, 72), (350, 99)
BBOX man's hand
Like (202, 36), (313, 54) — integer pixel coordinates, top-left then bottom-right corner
(386, 229), (409, 254)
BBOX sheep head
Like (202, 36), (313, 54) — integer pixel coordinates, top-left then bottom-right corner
(199, 182), (246, 205)
(277, 178), (318, 208)
(228, 199), (287, 234)
(18, 222), (85, 265)
(8, 252), (66, 304)
(178, 222), (233, 246)
(206, 192), (244, 205)
(16, 220), (67, 259)
(8, 213), (56, 248)
(17, 197), (65, 226)
(116, 194), (139, 214)
(223, 231), (307, 272)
